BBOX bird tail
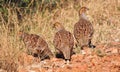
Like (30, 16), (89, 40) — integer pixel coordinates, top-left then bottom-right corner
(63, 46), (71, 60)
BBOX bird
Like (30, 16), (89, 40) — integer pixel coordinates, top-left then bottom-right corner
(53, 22), (74, 64)
(74, 7), (95, 53)
(18, 31), (54, 60)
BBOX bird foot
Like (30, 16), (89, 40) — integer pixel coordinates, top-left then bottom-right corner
(89, 45), (96, 48)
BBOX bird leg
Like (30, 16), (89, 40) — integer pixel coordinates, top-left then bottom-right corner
(88, 40), (96, 48)
(65, 59), (70, 65)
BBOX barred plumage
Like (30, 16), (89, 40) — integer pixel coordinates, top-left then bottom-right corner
(53, 22), (74, 61)
(74, 7), (95, 50)
(18, 31), (54, 60)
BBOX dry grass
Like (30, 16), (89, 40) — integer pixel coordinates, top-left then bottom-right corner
(0, 0), (120, 71)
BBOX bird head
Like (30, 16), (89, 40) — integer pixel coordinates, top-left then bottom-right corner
(53, 22), (65, 31)
(18, 30), (26, 39)
(79, 7), (89, 16)
(18, 31), (23, 37)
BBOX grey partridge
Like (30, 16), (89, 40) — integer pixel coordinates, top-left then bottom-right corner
(18, 31), (54, 60)
(53, 22), (74, 63)
(74, 7), (95, 52)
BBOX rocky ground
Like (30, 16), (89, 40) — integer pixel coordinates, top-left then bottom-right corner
(16, 42), (120, 72)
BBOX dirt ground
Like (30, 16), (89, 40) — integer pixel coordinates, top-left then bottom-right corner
(17, 42), (120, 72)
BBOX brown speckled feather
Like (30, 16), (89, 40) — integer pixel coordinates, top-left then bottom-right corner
(19, 32), (53, 60)
(74, 7), (95, 49)
(74, 18), (94, 45)
(53, 23), (74, 60)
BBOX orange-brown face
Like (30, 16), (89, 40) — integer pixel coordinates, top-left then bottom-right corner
(18, 31), (24, 38)
(79, 7), (89, 15)
(53, 22), (64, 31)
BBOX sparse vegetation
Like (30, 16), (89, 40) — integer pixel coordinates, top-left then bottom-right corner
(0, 0), (120, 71)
